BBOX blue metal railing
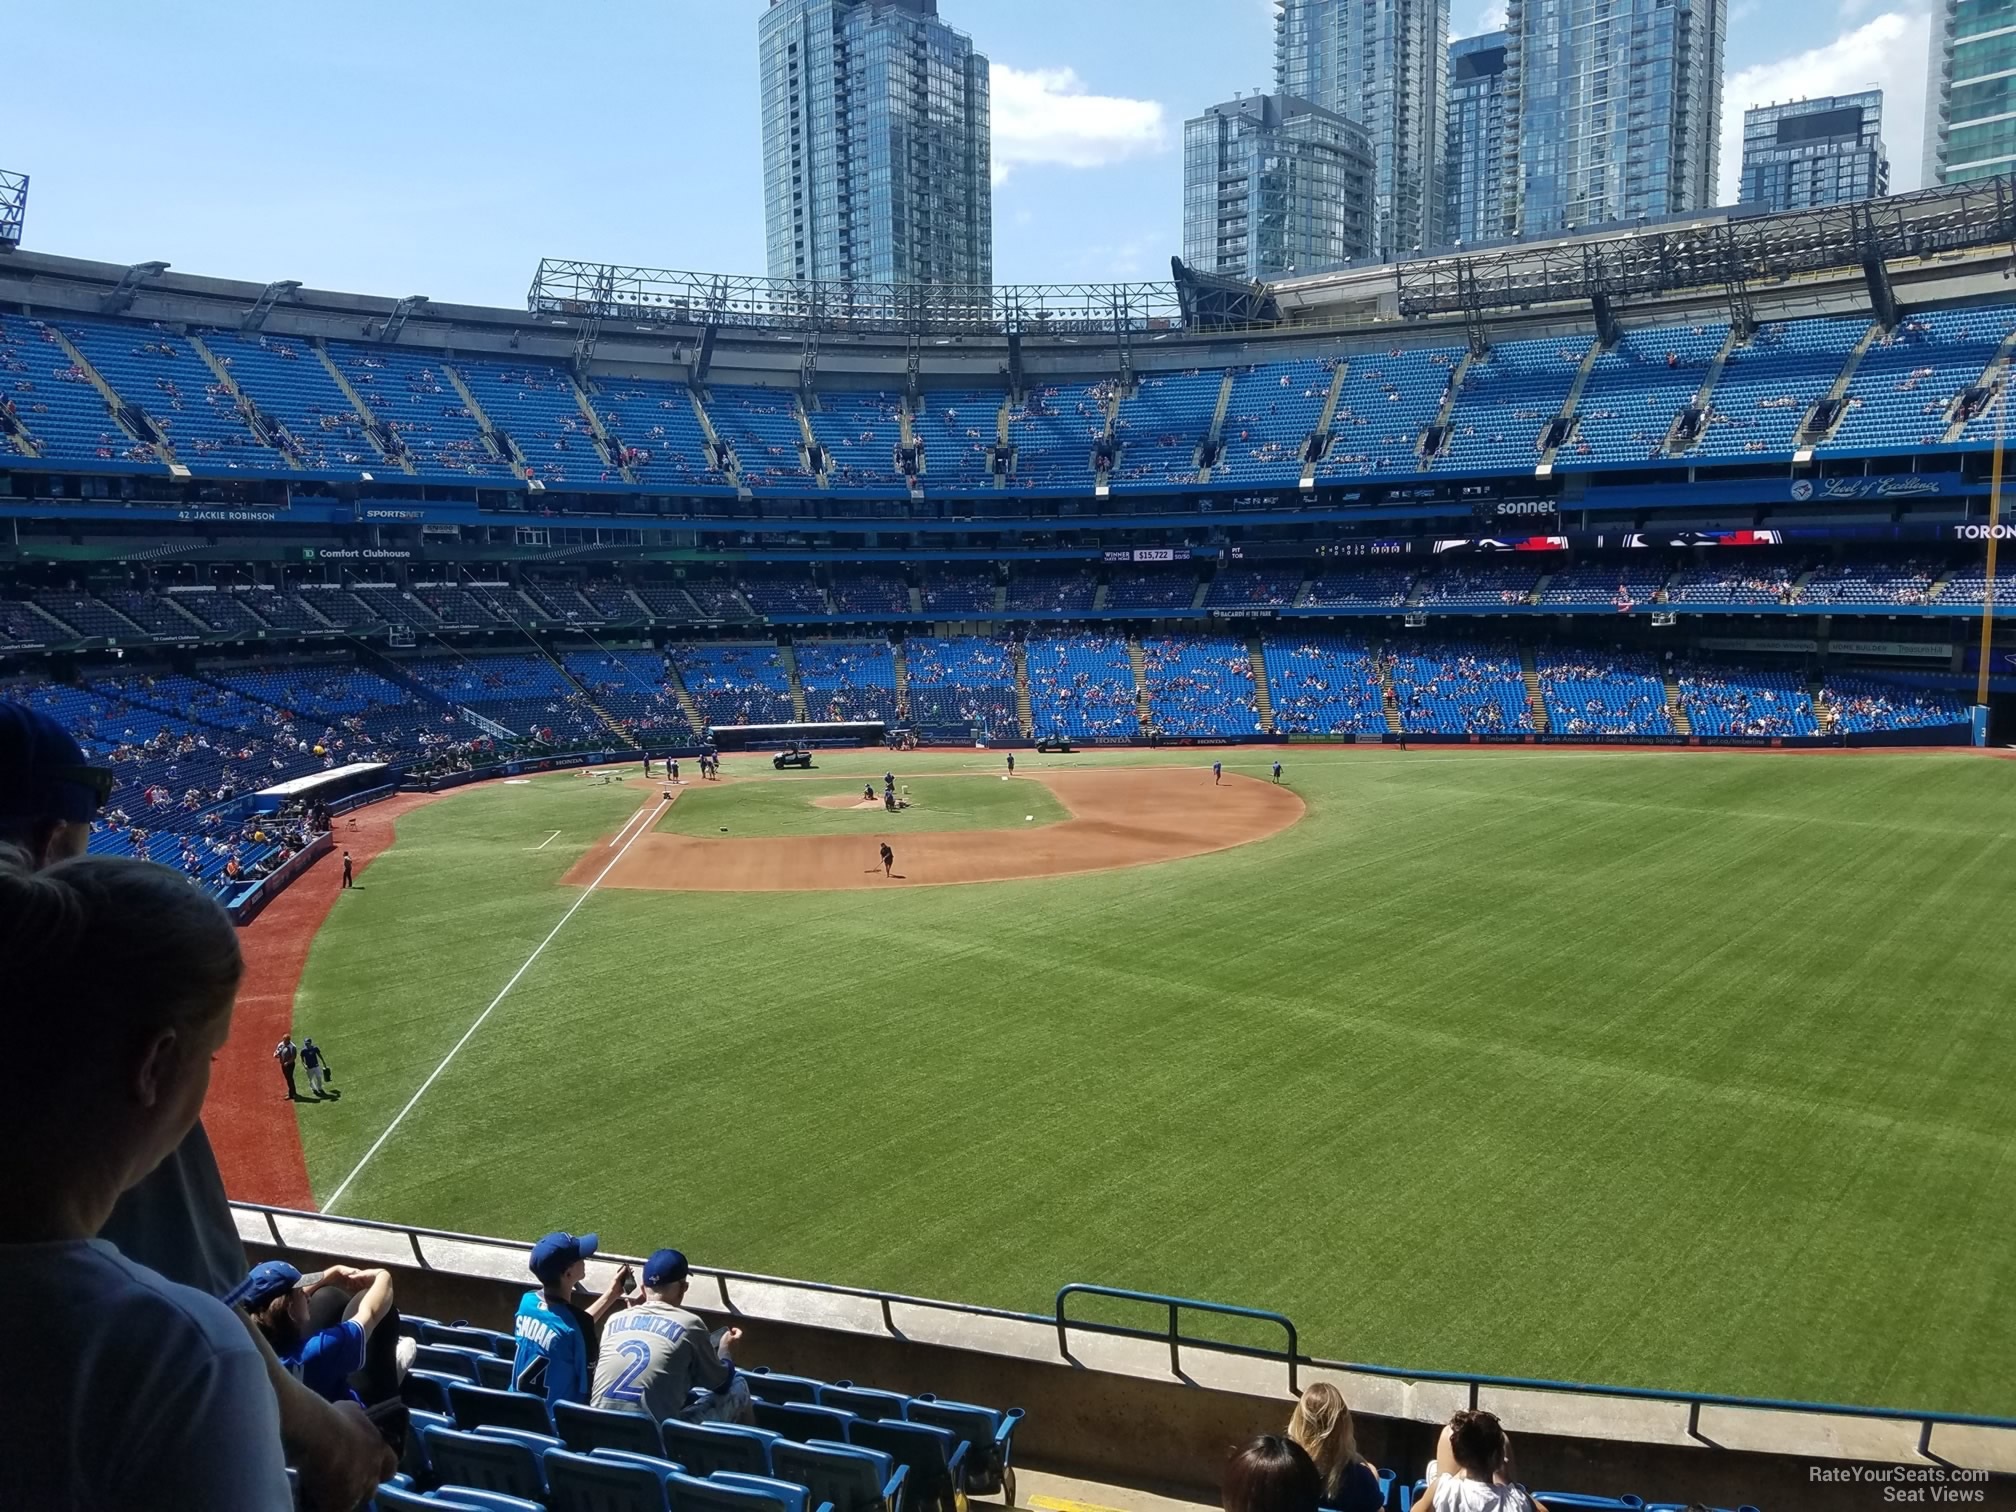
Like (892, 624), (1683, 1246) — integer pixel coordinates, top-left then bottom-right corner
(1056, 1283), (1301, 1394)
(234, 1203), (2016, 1464)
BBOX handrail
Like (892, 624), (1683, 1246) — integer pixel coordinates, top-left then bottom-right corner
(235, 1202), (2016, 1460)
(1056, 1283), (1300, 1394)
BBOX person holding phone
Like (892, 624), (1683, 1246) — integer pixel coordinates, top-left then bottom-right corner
(591, 1248), (749, 1425)
(511, 1232), (632, 1406)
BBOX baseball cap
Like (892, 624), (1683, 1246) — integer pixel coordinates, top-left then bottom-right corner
(0, 701), (112, 824)
(530, 1230), (597, 1284)
(642, 1248), (689, 1287)
(224, 1259), (302, 1311)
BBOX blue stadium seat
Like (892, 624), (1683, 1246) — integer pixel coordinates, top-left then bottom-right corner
(667, 1469), (803, 1512)
(1533, 1496), (1645, 1511)
(449, 1381), (557, 1437)
(771, 1438), (908, 1512)
(660, 1420), (779, 1477)
(403, 1409), (455, 1477)
(422, 1323), (518, 1355)
(421, 1425), (551, 1502)
(547, 1446), (676, 1512)
(403, 1371), (460, 1415)
(816, 1385), (908, 1422)
(556, 1401), (670, 1458)
(903, 1397), (1023, 1499)
(476, 1355), (517, 1390)
(710, 1471), (826, 1512)
(744, 1371), (825, 1406)
(372, 1486), (505, 1512)
(752, 1401), (855, 1444)
(415, 1345), (489, 1381)
(846, 1419), (966, 1512)
(433, 1492), (552, 1512)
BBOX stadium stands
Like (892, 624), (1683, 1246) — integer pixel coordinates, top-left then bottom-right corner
(1205, 568), (1302, 609)
(1662, 563), (1798, 605)
(1318, 344), (1464, 477)
(455, 361), (607, 486)
(710, 386), (818, 489)
(1024, 634), (1140, 740)
(1822, 676), (1969, 732)
(562, 651), (689, 741)
(1441, 335), (1588, 473)
(1105, 568), (1198, 612)
(1389, 642), (1533, 733)
(902, 636), (1021, 740)
(1140, 635), (1262, 737)
(794, 640), (898, 721)
(1539, 561), (1669, 609)
(1801, 559), (1939, 607)
(55, 315), (272, 471)
(1004, 571), (1097, 614)
(1570, 322), (1726, 464)
(914, 388), (1002, 487)
(1110, 370), (1217, 488)
(1009, 382), (1111, 488)
(1693, 317), (1868, 461)
(828, 571), (910, 616)
(670, 643), (796, 727)
(1414, 563), (1541, 608)
(590, 377), (720, 489)
(919, 568), (996, 614)
(1262, 635), (1386, 734)
(1214, 359), (1334, 484)
(805, 390), (905, 490)
(1301, 566), (1414, 608)
(397, 654), (606, 745)
(1536, 650), (1674, 735)
(1830, 306), (2014, 453)
(1675, 662), (1819, 736)
(329, 344), (513, 480)
(200, 328), (378, 473)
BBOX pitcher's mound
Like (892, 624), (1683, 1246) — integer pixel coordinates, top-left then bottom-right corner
(570, 767), (1303, 892)
(811, 794), (885, 810)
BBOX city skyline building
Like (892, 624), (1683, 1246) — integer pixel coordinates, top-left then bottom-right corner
(1500, 0), (1727, 238)
(1182, 92), (1374, 279)
(1739, 93), (1887, 211)
(1924, 0), (2016, 185)
(1443, 30), (1508, 248)
(758, 0), (991, 287)
(1275, 0), (1449, 258)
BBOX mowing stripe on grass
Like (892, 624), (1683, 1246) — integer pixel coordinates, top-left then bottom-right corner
(320, 794), (669, 1214)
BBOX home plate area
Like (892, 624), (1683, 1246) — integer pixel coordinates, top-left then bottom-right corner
(563, 767), (1304, 891)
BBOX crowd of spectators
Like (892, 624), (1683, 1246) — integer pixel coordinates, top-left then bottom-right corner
(1025, 633), (1141, 739)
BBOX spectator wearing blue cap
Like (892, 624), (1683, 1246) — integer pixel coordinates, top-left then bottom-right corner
(591, 1248), (749, 1425)
(232, 1259), (406, 1406)
(511, 1230), (633, 1406)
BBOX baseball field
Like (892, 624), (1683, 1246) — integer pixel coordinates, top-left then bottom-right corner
(225, 744), (2016, 1418)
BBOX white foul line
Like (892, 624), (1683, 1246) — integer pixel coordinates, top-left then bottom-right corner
(526, 830), (560, 852)
(322, 795), (669, 1214)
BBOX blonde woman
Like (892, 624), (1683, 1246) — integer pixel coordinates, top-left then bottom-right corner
(1286, 1382), (1384, 1512)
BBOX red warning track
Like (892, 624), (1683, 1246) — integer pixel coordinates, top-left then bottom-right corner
(206, 791), (447, 1210)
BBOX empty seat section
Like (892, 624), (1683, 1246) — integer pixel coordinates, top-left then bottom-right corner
(455, 359), (602, 486)
(200, 328), (378, 473)
(169, 587), (269, 635)
(398, 654), (605, 744)
(1692, 317), (1867, 461)
(828, 572), (909, 615)
(590, 377), (721, 489)
(1214, 359), (1333, 484)
(918, 569), (994, 614)
(1441, 335), (1588, 473)
(1303, 565), (1414, 607)
(1104, 568), (1196, 611)
(326, 343), (512, 480)
(1204, 568), (1301, 608)
(1110, 370), (1220, 487)
(739, 571), (825, 616)
(1317, 344), (1465, 478)
(1004, 570), (1096, 613)
(1566, 322), (1727, 466)
(1414, 562), (1541, 607)
(57, 315), (274, 471)
(1008, 382), (1110, 488)
(711, 386), (817, 488)
(806, 391), (906, 490)
(1539, 561), (1669, 607)
(563, 651), (690, 740)
(1830, 305), (2015, 453)
(914, 389), (1001, 486)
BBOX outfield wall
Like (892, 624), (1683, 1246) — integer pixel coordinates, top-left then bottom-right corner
(234, 1205), (2015, 1511)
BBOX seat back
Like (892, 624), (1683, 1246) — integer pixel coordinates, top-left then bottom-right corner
(819, 1385), (908, 1422)
(449, 1381), (557, 1437)
(421, 1426), (548, 1501)
(425, 1322), (516, 1356)
(431, 1492), (550, 1512)
(546, 1446), (675, 1512)
(661, 1419), (776, 1477)
(1533, 1498), (1645, 1511)
(401, 1369), (458, 1415)
(666, 1469), (794, 1512)
(849, 1419), (960, 1512)
(752, 1400), (854, 1444)
(710, 1472), (811, 1512)
(557, 1400), (668, 1458)
(475, 1354), (516, 1389)
(904, 1398), (1018, 1493)
(771, 1439), (896, 1512)
(414, 1344), (487, 1380)
(403, 1408), (454, 1475)
(744, 1370), (823, 1405)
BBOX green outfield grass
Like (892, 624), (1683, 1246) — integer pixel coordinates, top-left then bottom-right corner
(656, 773), (1071, 837)
(288, 746), (2016, 1415)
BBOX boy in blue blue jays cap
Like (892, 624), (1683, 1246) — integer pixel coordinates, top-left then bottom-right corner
(590, 1247), (748, 1424)
(511, 1230), (632, 1405)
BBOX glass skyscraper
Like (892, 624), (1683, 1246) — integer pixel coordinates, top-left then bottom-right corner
(1501, 0), (1726, 238)
(758, 0), (992, 287)
(1739, 94), (1887, 211)
(1925, 0), (2016, 185)
(1444, 31), (1508, 248)
(1275, 0), (1449, 259)
(1182, 93), (1374, 279)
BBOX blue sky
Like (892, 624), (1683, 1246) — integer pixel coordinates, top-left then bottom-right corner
(11, 0), (1929, 308)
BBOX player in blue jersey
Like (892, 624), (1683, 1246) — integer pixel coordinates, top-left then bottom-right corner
(1213, 760), (1223, 785)
(512, 1231), (632, 1406)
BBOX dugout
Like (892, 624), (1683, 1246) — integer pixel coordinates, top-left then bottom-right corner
(708, 719), (886, 751)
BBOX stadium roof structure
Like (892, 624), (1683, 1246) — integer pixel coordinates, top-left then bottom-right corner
(0, 168), (27, 250)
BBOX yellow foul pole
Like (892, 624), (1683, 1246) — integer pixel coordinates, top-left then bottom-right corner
(1977, 383), (2006, 712)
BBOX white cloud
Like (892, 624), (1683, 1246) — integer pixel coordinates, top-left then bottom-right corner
(989, 64), (1169, 185)
(1717, 10), (1931, 202)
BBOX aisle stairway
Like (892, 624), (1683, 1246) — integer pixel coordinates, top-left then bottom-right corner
(1379, 658), (1402, 733)
(1012, 643), (1035, 737)
(547, 645), (639, 749)
(1663, 670), (1692, 734)
(1520, 648), (1550, 733)
(893, 640), (912, 717)
(662, 658), (707, 738)
(1127, 636), (1152, 726)
(779, 641), (809, 721)
(1248, 637), (1276, 734)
